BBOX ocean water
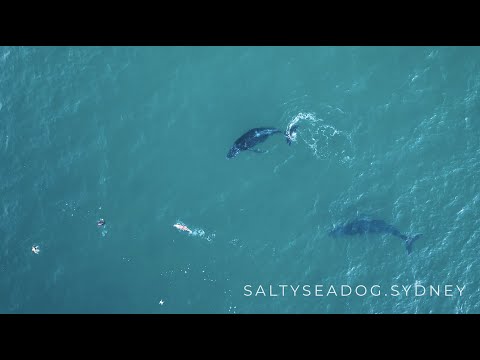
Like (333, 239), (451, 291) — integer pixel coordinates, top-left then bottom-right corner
(0, 46), (479, 314)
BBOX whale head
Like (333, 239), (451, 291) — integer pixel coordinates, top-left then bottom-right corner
(227, 146), (240, 159)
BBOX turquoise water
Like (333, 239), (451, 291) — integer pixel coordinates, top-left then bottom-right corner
(0, 46), (479, 313)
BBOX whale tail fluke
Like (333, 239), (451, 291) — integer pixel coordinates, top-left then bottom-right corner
(405, 234), (422, 255)
(286, 125), (299, 145)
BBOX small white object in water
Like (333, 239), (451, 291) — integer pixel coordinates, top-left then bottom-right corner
(32, 245), (40, 254)
(159, 299), (165, 306)
(173, 223), (193, 234)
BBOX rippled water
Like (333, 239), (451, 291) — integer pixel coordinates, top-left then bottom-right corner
(0, 46), (478, 313)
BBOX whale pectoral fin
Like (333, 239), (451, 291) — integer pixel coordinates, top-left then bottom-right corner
(249, 148), (267, 154)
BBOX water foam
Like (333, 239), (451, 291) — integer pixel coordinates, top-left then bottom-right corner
(286, 111), (354, 163)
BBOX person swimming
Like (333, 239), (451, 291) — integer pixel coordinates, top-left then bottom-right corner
(173, 223), (193, 234)
(31, 245), (40, 254)
(97, 218), (105, 226)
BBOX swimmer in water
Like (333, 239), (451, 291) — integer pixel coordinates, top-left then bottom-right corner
(173, 223), (193, 234)
(32, 245), (40, 254)
(97, 219), (105, 226)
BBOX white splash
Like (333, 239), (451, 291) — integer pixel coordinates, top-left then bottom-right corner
(191, 227), (216, 242)
(174, 220), (215, 242)
(286, 111), (353, 162)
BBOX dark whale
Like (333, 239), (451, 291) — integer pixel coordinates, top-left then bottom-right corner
(328, 218), (421, 254)
(227, 125), (299, 159)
